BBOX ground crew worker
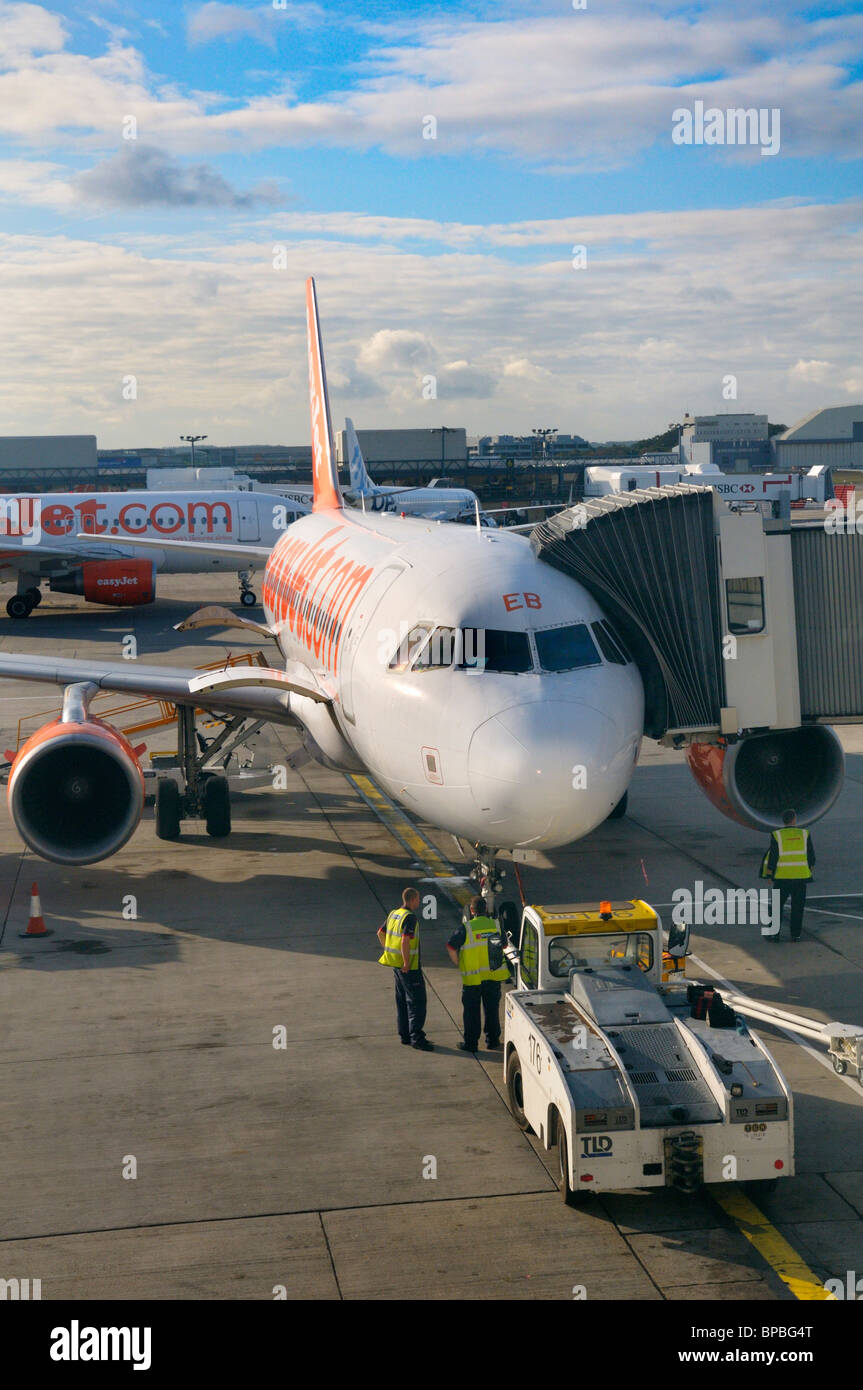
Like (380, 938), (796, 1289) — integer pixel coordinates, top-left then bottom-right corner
(765, 808), (815, 941)
(377, 887), (434, 1050)
(447, 896), (509, 1052)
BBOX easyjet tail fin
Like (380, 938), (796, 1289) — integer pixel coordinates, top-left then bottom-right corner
(345, 417), (377, 496)
(306, 277), (343, 512)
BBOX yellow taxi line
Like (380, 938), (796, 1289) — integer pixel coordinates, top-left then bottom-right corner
(710, 1187), (835, 1301)
(347, 774), (473, 906)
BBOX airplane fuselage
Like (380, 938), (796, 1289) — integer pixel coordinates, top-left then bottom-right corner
(262, 508), (644, 851)
(0, 491), (302, 578)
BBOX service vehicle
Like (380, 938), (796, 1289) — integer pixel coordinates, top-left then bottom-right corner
(503, 899), (793, 1203)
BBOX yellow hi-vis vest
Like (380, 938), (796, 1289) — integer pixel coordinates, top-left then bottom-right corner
(772, 826), (812, 880)
(458, 915), (509, 985)
(378, 907), (420, 969)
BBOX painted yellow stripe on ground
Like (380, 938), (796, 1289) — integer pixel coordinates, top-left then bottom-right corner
(349, 774), (473, 906)
(710, 1186), (835, 1301)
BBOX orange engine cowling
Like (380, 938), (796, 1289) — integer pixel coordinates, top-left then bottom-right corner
(8, 717), (145, 864)
(50, 559), (156, 607)
(687, 726), (844, 832)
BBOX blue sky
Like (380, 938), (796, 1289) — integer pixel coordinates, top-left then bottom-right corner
(0, 0), (861, 444)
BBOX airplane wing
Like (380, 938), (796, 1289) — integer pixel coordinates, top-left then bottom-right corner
(0, 652), (329, 725)
(73, 534), (274, 563)
(0, 538), (150, 567)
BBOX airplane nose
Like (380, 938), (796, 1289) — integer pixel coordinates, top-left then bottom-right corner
(467, 700), (632, 846)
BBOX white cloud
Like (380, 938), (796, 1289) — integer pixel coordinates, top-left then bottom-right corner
(0, 157), (74, 207)
(790, 359), (832, 384)
(0, 4), (858, 163)
(0, 198), (858, 446)
(187, 4), (276, 48)
(0, 1), (64, 65)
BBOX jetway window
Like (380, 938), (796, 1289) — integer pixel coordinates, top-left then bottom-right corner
(726, 577), (765, 635)
(460, 628), (533, 674)
(535, 623), (601, 673)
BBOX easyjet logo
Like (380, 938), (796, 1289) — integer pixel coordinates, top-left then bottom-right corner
(39, 499), (232, 538)
(263, 525), (373, 671)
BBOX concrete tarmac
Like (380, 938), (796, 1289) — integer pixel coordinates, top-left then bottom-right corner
(0, 574), (861, 1300)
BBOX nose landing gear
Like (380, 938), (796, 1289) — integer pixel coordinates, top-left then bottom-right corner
(238, 571), (257, 608)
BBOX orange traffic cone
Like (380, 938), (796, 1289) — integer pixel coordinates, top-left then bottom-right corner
(19, 881), (52, 939)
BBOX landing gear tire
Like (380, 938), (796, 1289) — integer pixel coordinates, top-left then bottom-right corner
(203, 772), (231, 837)
(506, 1052), (532, 1133)
(155, 778), (182, 840)
(6, 594), (33, 619)
(833, 1056), (848, 1076)
(555, 1113), (588, 1206)
(25, 587), (42, 606)
(608, 791), (628, 820)
(240, 590), (257, 608)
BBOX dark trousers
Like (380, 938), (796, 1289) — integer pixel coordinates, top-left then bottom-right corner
(394, 969), (427, 1043)
(778, 880), (807, 939)
(462, 980), (502, 1050)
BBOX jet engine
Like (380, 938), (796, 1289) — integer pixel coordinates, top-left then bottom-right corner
(8, 685), (145, 864)
(687, 726), (844, 831)
(50, 559), (156, 607)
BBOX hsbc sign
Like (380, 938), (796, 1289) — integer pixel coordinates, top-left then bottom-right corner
(709, 474), (795, 500)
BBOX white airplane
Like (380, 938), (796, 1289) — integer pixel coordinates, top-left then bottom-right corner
(344, 418), (493, 523)
(2, 280), (831, 903)
(0, 488), (307, 618)
(0, 279), (643, 885)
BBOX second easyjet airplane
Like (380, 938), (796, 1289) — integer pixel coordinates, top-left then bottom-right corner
(0, 280), (644, 877)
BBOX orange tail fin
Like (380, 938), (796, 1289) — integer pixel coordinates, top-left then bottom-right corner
(306, 277), (343, 512)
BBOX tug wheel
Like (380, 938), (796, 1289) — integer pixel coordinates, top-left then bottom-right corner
(554, 1111), (590, 1207)
(506, 1052), (532, 1133)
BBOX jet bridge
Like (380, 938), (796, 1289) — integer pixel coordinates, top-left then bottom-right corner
(532, 485), (863, 830)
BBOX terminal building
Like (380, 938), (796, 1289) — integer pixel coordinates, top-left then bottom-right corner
(0, 435), (98, 490)
(469, 432), (588, 463)
(773, 405), (863, 470)
(680, 413), (771, 472)
(335, 427), (467, 469)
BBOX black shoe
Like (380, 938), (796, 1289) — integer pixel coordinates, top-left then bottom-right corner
(485, 1039), (501, 1050)
(459, 1042), (478, 1053)
(412, 1038), (434, 1051)
(400, 1037), (411, 1045)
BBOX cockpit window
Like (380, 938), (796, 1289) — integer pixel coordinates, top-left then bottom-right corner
(535, 623), (601, 673)
(413, 626), (456, 670)
(461, 628), (533, 674)
(591, 619), (631, 665)
(388, 623), (433, 672)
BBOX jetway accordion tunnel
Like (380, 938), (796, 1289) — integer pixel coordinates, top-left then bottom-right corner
(532, 487), (844, 830)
